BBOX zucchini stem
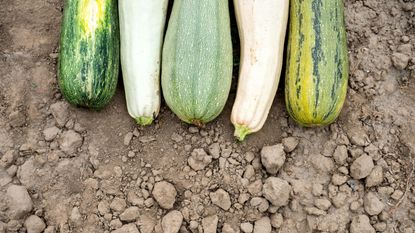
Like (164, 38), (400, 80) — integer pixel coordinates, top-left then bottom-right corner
(135, 116), (153, 126)
(234, 124), (251, 141)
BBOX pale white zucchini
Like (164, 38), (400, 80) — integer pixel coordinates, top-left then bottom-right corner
(231, 0), (289, 140)
(119, 0), (168, 125)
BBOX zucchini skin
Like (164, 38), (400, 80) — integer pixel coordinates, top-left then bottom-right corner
(59, 0), (120, 109)
(161, 0), (233, 126)
(285, 0), (348, 126)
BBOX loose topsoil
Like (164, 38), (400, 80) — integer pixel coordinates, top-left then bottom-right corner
(0, 0), (414, 233)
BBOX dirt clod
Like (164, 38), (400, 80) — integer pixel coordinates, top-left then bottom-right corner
(152, 181), (177, 210)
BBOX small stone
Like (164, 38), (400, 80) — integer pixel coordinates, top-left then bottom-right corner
(348, 130), (369, 146)
(70, 207), (81, 222)
(0, 168), (12, 187)
(222, 223), (240, 233)
(208, 143), (220, 159)
(210, 188), (231, 210)
(244, 165), (255, 180)
(250, 197), (269, 212)
(188, 148), (212, 171)
(253, 217), (271, 233)
(240, 222), (253, 233)
(59, 130), (83, 154)
(282, 137), (299, 152)
(390, 190), (404, 201)
(392, 52), (410, 70)
(189, 127), (199, 133)
(6, 185), (33, 219)
(245, 152), (255, 162)
(332, 173), (348, 186)
(144, 198), (154, 208)
(152, 181), (177, 209)
(44, 226), (56, 233)
(238, 193), (250, 204)
(0, 150), (16, 168)
(111, 223), (140, 233)
(124, 132), (133, 146)
(331, 192), (348, 208)
(364, 192), (384, 216)
(171, 133), (183, 143)
(350, 215), (375, 233)
(304, 207), (326, 216)
(366, 166), (383, 188)
(262, 177), (291, 207)
(247, 180), (263, 196)
(98, 200), (110, 215)
(261, 144), (286, 175)
(202, 215), (218, 233)
(50, 101), (69, 127)
(270, 213), (283, 228)
(120, 207), (140, 222)
(24, 215), (46, 233)
(350, 154), (374, 179)
(315, 198), (332, 211)
(162, 210), (183, 233)
(373, 222), (387, 232)
(333, 145), (348, 165)
(189, 220), (198, 229)
(110, 219), (123, 229)
(43, 126), (60, 141)
(110, 197), (127, 213)
(310, 154), (334, 173)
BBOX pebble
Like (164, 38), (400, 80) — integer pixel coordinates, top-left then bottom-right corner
(208, 143), (221, 159)
(152, 181), (177, 209)
(314, 198), (332, 211)
(304, 207), (326, 216)
(390, 190), (404, 201)
(349, 215), (375, 233)
(332, 173), (348, 186)
(247, 180), (263, 196)
(0, 150), (16, 168)
(310, 154), (334, 173)
(250, 197), (269, 212)
(98, 200), (110, 215)
(43, 126), (60, 141)
(260, 144), (286, 175)
(202, 215), (218, 233)
(253, 217), (271, 233)
(270, 213), (283, 228)
(244, 165), (255, 180)
(119, 207), (140, 222)
(111, 223), (140, 233)
(350, 154), (374, 179)
(348, 130), (369, 146)
(171, 133), (183, 143)
(144, 198), (154, 208)
(332, 192), (348, 208)
(222, 223), (240, 233)
(110, 197), (127, 213)
(123, 132), (134, 146)
(161, 210), (183, 233)
(44, 226), (56, 233)
(210, 188), (231, 210)
(244, 152), (255, 163)
(188, 148), (212, 171)
(0, 168), (12, 187)
(24, 215), (46, 233)
(70, 207), (81, 222)
(366, 166), (383, 187)
(333, 145), (348, 165)
(364, 192), (384, 216)
(391, 52), (410, 70)
(59, 130), (83, 154)
(262, 177), (291, 207)
(282, 137), (299, 152)
(6, 185), (33, 219)
(50, 101), (69, 127)
(373, 222), (387, 232)
(240, 222), (253, 233)
(110, 219), (123, 229)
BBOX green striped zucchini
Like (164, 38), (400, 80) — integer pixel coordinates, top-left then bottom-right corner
(161, 0), (233, 126)
(285, 0), (348, 127)
(59, 0), (120, 109)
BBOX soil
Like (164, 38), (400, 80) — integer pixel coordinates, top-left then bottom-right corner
(0, 0), (415, 233)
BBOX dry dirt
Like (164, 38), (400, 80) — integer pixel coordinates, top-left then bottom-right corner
(1, 0), (415, 233)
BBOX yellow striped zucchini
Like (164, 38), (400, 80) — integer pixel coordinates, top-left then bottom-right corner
(285, 0), (348, 127)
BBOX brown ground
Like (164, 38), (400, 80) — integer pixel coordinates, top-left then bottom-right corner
(0, 0), (414, 233)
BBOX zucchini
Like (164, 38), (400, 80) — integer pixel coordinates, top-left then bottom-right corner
(231, 0), (289, 141)
(59, 0), (120, 109)
(119, 0), (168, 125)
(285, 0), (348, 126)
(161, 0), (233, 126)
